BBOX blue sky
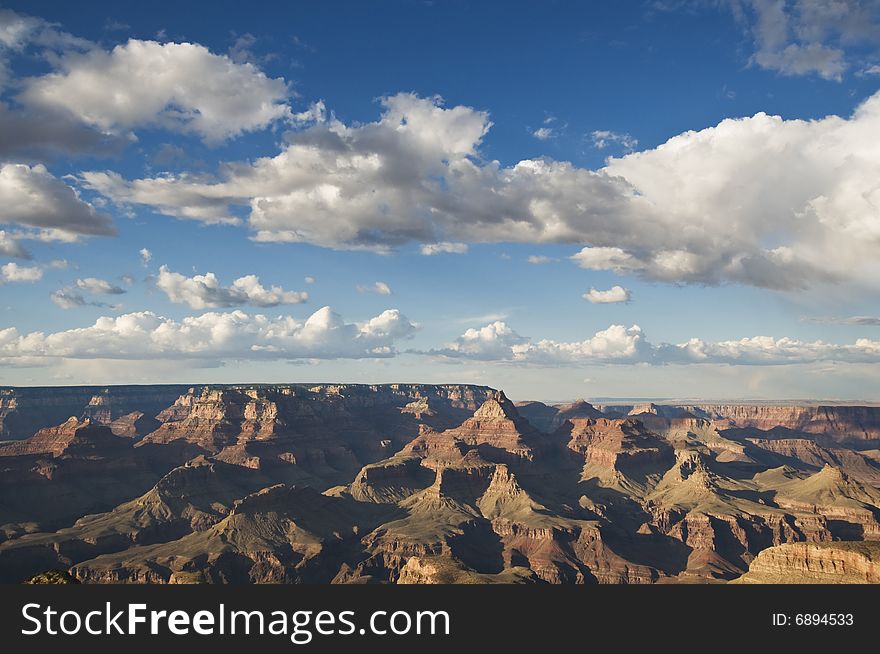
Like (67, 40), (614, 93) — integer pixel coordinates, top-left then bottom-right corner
(2, 0), (880, 401)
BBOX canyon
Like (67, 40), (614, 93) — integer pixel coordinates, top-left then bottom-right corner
(1, 384), (879, 584)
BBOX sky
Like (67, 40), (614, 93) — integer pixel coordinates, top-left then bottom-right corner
(2, 0), (880, 402)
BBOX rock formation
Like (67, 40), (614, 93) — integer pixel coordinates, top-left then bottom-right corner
(0, 385), (190, 440)
(2, 385), (880, 584)
(734, 541), (880, 583)
(0, 417), (127, 458)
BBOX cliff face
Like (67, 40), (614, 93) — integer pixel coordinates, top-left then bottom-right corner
(0, 386), (191, 440)
(734, 541), (880, 583)
(564, 417), (674, 487)
(426, 392), (543, 464)
(692, 405), (880, 446)
(139, 384), (496, 487)
(514, 399), (605, 433)
(0, 417), (127, 458)
(0, 416), (194, 537)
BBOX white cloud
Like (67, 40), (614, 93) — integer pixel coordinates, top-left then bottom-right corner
(420, 242), (468, 256)
(51, 277), (126, 310)
(227, 32), (259, 65)
(655, 2), (880, 81)
(583, 285), (631, 304)
(0, 306), (418, 362)
(0, 163), (114, 237)
(754, 41), (846, 79)
(81, 93), (496, 242)
(527, 255), (556, 264)
(727, 0), (880, 80)
(356, 281), (392, 295)
(21, 39), (291, 143)
(155, 266), (308, 309)
(139, 248), (152, 264)
(51, 290), (119, 310)
(0, 262), (42, 283)
(434, 321), (530, 360)
(0, 11), (132, 158)
(0, 230), (29, 258)
(430, 320), (880, 366)
(304, 276), (315, 284)
(532, 115), (566, 141)
(0, 8), (89, 52)
(82, 90), (880, 290)
(50, 289), (85, 309)
(591, 129), (638, 150)
(570, 246), (638, 273)
(26, 229), (84, 244)
(74, 277), (125, 295)
(0, 8), (87, 97)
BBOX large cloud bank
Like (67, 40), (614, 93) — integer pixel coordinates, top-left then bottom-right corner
(83, 90), (880, 290)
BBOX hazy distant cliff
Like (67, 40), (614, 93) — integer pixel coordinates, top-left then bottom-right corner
(0, 386), (191, 441)
(689, 404), (880, 446)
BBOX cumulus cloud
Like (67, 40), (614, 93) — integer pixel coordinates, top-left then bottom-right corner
(433, 321), (530, 360)
(0, 230), (29, 258)
(21, 39), (291, 143)
(139, 248), (152, 264)
(527, 255), (557, 264)
(304, 276), (315, 284)
(583, 285), (631, 304)
(570, 91), (880, 289)
(0, 262), (42, 283)
(0, 102), (133, 161)
(420, 242), (468, 256)
(81, 89), (880, 290)
(155, 266), (308, 309)
(0, 163), (114, 237)
(0, 306), (418, 362)
(429, 320), (880, 366)
(0, 10), (134, 159)
(590, 129), (638, 150)
(82, 93), (497, 242)
(356, 281), (392, 295)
